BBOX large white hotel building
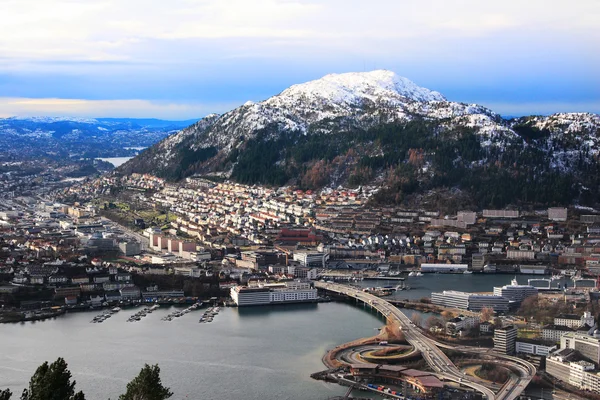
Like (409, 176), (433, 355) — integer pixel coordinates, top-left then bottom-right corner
(230, 281), (318, 306)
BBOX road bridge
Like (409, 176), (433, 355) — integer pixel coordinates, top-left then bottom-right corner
(316, 281), (535, 400)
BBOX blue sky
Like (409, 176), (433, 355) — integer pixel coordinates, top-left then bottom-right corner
(0, 0), (598, 119)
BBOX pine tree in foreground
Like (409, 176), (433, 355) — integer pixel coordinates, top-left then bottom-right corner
(20, 357), (85, 400)
(119, 364), (173, 400)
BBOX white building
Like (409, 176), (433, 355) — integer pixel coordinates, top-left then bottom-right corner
(493, 278), (538, 303)
(555, 312), (595, 329)
(561, 332), (600, 364)
(230, 281), (318, 306)
(483, 209), (519, 218)
(420, 264), (468, 273)
(293, 252), (327, 268)
(515, 341), (557, 356)
(547, 351), (600, 393)
(542, 325), (575, 342)
(494, 325), (517, 354)
(431, 290), (509, 312)
(548, 207), (568, 222)
(446, 315), (480, 333)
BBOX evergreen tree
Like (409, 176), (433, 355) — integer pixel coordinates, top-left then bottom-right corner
(20, 358), (85, 400)
(119, 364), (172, 400)
(0, 389), (12, 400)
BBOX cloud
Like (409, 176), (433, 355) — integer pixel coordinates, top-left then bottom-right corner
(0, 0), (598, 117)
(0, 97), (238, 119)
(0, 0), (598, 62)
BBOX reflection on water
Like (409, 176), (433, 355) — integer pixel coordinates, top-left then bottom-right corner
(235, 303), (319, 317)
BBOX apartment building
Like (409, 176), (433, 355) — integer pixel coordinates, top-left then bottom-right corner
(494, 325), (517, 354)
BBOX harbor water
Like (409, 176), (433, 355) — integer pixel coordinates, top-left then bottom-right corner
(0, 274), (571, 399)
(0, 302), (384, 400)
(357, 273), (571, 301)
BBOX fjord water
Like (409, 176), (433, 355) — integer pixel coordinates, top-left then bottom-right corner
(0, 274), (554, 399)
(367, 273), (565, 301)
(96, 157), (134, 168)
(0, 303), (383, 400)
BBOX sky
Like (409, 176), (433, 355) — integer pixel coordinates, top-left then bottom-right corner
(0, 0), (599, 119)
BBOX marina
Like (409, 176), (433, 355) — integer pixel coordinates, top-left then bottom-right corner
(199, 306), (220, 323)
(127, 304), (160, 322)
(161, 303), (202, 321)
(90, 307), (121, 323)
(0, 302), (383, 400)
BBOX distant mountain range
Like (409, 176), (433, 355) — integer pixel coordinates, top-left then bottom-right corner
(0, 117), (199, 160)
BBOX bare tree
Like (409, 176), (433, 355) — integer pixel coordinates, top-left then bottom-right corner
(410, 313), (423, 327)
(480, 307), (494, 322)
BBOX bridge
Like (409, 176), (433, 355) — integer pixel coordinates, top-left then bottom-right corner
(316, 281), (535, 400)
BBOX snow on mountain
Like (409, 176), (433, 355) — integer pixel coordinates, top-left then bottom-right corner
(275, 70), (445, 104)
(161, 113), (220, 155)
(123, 70), (600, 180)
(511, 113), (600, 171)
(169, 70), (514, 153)
(528, 112), (600, 135)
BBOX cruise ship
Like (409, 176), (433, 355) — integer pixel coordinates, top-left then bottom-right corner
(230, 281), (318, 306)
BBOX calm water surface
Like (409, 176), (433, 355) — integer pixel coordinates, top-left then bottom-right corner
(0, 274), (566, 399)
(0, 303), (385, 400)
(359, 273), (567, 301)
(96, 157), (133, 168)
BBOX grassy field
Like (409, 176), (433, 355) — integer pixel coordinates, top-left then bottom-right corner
(518, 329), (541, 339)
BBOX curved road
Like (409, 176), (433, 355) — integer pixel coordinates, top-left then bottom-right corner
(316, 281), (535, 400)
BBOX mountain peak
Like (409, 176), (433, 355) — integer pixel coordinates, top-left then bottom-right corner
(274, 70), (446, 104)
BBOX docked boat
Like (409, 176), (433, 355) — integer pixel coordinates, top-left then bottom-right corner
(463, 270), (473, 274)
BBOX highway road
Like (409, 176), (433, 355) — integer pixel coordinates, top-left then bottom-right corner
(316, 281), (536, 400)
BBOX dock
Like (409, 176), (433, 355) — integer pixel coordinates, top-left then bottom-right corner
(362, 276), (405, 281)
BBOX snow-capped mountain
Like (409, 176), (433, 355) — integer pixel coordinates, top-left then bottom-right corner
(127, 70), (520, 173)
(197, 70), (509, 147)
(120, 70), (600, 208)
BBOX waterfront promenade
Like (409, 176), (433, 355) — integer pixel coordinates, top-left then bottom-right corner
(315, 281), (536, 400)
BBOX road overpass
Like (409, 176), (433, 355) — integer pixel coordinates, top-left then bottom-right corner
(316, 281), (535, 400)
